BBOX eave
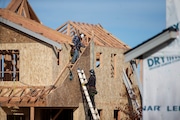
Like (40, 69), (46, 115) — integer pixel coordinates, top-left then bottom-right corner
(124, 27), (178, 62)
(0, 9), (72, 48)
(0, 17), (62, 49)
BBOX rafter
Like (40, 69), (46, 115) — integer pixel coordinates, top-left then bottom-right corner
(56, 21), (130, 49)
(0, 85), (55, 106)
(6, 0), (41, 23)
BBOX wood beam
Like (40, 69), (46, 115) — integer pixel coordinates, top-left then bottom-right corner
(30, 107), (34, 120)
(0, 85), (54, 106)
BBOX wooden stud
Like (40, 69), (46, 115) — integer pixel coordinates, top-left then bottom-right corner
(30, 107), (34, 120)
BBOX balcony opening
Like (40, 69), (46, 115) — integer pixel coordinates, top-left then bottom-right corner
(111, 54), (116, 78)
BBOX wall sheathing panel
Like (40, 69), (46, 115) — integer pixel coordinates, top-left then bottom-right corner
(93, 45), (132, 119)
(0, 21), (141, 119)
(0, 108), (6, 120)
(46, 45), (91, 108)
(0, 24), (61, 86)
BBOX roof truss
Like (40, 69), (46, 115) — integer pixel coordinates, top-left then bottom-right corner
(0, 85), (55, 106)
(56, 21), (129, 49)
(6, 0), (40, 23)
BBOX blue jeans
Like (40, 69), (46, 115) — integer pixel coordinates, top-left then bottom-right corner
(71, 49), (79, 64)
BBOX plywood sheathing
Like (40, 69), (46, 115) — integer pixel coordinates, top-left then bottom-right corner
(0, 25), (57, 86)
(47, 44), (91, 107)
(87, 44), (141, 119)
(0, 25), (57, 107)
(0, 9), (71, 44)
(6, 0), (41, 23)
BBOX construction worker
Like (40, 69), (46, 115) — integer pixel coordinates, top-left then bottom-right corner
(87, 69), (97, 107)
(71, 32), (85, 64)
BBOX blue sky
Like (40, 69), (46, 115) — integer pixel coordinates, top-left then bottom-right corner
(0, 0), (165, 48)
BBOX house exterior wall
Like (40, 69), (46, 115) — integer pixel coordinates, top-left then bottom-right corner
(0, 23), (74, 119)
(0, 24), (71, 86)
(0, 108), (6, 120)
(73, 44), (136, 120)
(47, 44), (91, 107)
(92, 45), (131, 120)
(0, 24), (140, 119)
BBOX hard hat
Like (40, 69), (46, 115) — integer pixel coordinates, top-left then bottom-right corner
(80, 33), (84, 38)
(89, 69), (95, 74)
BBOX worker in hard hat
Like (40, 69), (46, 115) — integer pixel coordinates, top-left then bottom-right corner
(71, 32), (85, 64)
(87, 69), (98, 107)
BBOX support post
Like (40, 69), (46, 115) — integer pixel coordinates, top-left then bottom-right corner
(90, 31), (95, 70)
(30, 107), (34, 120)
(118, 111), (121, 120)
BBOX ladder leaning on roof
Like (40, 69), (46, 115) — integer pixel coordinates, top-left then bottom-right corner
(122, 68), (141, 118)
(77, 69), (100, 120)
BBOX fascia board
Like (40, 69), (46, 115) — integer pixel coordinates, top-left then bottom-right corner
(0, 17), (61, 49)
(124, 29), (177, 62)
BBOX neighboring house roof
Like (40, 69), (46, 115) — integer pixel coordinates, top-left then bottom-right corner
(6, 0), (41, 23)
(57, 21), (130, 49)
(0, 9), (71, 49)
(124, 27), (178, 62)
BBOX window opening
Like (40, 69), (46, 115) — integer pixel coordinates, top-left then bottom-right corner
(114, 110), (120, 120)
(57, 51), (60, 65)
(96, 52), (102, 68)
(98, 109), (102, 119)
(0, 50), (19, 81)
(111, 54), (116, 78)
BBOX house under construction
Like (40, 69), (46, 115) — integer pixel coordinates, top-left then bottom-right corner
(0, 0), (141, 120)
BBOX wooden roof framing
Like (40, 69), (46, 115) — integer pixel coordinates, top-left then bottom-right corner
(0, 0), (71, 107)
(0, 85), (55, 106)
(6, 0), (41, 23)
(0, 0), (130, 107)
(56, 21), (130, 49)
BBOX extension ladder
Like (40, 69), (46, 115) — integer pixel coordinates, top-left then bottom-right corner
(77, 69), (100, 120)
(122, 68), (141, 117)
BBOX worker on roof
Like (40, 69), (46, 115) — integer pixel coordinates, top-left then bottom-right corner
(71, 31), (85, 64)
(87, 69), (97, 107)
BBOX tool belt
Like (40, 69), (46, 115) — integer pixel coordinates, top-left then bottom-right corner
(88, 86), (97, 96)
